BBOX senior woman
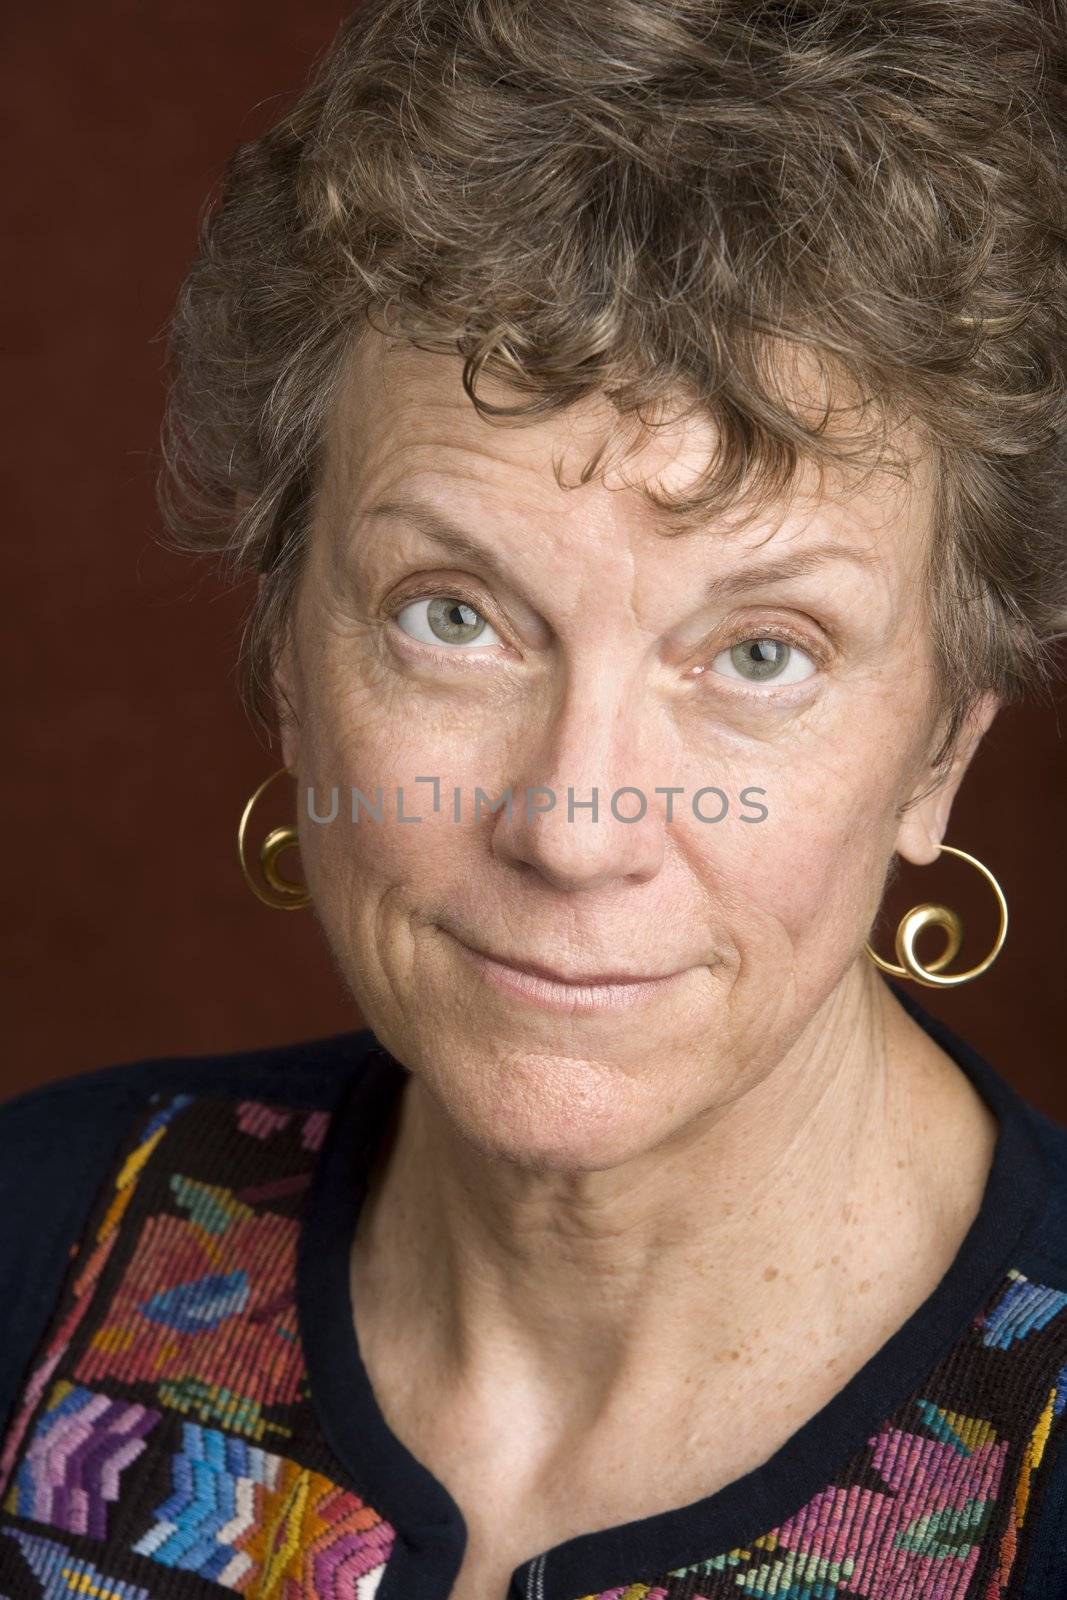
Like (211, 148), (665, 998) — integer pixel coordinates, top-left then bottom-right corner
(4, 1), (1067, 1597)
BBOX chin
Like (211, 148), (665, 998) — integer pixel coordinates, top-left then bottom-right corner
(415, 1042), (665, 1172)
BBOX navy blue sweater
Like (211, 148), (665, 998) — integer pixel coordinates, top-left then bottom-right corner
(2, 983), (1067, 1599)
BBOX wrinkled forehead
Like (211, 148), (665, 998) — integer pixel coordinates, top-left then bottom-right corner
(321, 325), (934, 555)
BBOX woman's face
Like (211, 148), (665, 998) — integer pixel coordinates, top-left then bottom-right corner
(273, 330), (994, 1168)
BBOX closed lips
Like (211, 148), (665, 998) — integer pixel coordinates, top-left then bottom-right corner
(460, 941), (682, 986)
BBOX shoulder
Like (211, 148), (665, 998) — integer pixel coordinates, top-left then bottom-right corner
(993, 1094), (1067, 1597)
(0, 1027), (377, 1242)
(0, 1028), (380, 1443)
(0, 1026), (378, 1128)
(1014, 1093), (1067, 1282)
(0, 1026), (382, 1237)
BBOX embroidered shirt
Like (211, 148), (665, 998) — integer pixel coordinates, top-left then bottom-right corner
(3, 983), (1067, 1600)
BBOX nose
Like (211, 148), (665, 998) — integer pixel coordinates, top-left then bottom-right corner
(489, 672), (669, 892)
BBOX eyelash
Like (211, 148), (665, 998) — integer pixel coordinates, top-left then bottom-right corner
(388, 592), (830, 692)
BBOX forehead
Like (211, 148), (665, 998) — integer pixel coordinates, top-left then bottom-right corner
(322, 326), (933, 556)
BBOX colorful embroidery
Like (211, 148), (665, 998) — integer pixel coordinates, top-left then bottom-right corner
(235, 1101), (331, 1154)
(0, 1091), (401, 1600)
(0, 1092), (191, 1498)
(1, 1528), (152, 1598)
(2, 1081), (1066, 1600)
(573, 1269), (1067, 1599)
(74, 1186), (305, 1406)
(2, 1381), (159, 1538)
(132, 1420), (393, 1595)
(978, 1268), (1067, 1350)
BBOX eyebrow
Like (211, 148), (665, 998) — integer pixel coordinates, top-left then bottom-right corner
(361, 495), (882, 601)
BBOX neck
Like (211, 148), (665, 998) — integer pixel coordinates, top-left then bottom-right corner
(350, 964), (996, 1442)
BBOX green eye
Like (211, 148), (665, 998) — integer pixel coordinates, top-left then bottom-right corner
(713, 637), (816, 686)
(395, 596), (502, 650)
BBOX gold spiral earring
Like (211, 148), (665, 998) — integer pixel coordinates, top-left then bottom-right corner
(237, 767), (311, 910)
(864, 843), (1007, 988)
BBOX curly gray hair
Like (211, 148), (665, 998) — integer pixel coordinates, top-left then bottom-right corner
(157, 0), (1067, 772)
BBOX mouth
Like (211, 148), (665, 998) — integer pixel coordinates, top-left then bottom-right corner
(443, 930), (693, 1014)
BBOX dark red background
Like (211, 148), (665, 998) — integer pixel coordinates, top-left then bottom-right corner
(4, 3), (1065, 1116)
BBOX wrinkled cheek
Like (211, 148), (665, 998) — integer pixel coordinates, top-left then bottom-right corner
(312, 664), (497, 806)
(295, 699), (481, 929)
(699, 799), (892, 990)
(307, 808), (464, 912)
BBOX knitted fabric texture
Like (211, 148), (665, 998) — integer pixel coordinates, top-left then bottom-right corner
(1, 1088), (1066, 1600)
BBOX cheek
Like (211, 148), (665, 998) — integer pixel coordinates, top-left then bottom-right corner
(294, 678), (502, 896)
(304, 612), (509, 787)
(692, 749), (901, 974)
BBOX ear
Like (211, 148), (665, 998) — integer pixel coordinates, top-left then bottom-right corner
(259, 571), (302, 773)
(894, 689), (1000, 865)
